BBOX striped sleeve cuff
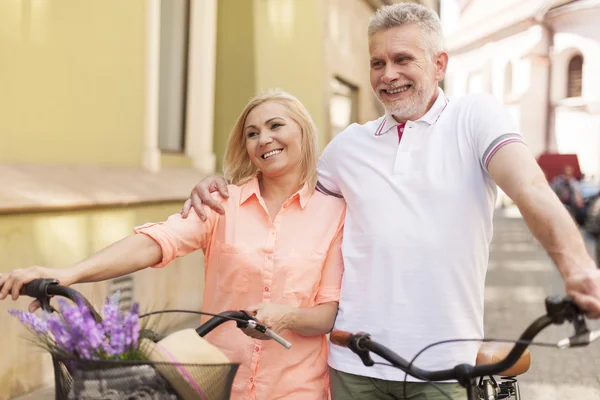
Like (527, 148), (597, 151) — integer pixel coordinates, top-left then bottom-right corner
(482, 134), (525, 169)
(316, 181), (343, 198)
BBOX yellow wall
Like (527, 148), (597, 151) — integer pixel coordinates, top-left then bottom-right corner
(325, 0), (384, 127)
(0, 203), (205, 399)
(253, 0), (328, 151)
(0, 0), (146, 166)
(213, 0), (257, 172)
(213, 0), (328, 167)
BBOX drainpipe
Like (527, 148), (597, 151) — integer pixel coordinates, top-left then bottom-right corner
(543, 21), (555, 153)
(535, 1), (555, 153)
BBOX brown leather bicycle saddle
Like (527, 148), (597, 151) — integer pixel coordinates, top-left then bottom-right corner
(476, 342), (531, 376)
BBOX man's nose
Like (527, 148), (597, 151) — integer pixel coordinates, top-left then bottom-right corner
(382, 65), (398, 85)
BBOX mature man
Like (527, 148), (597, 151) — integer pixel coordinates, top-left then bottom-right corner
(182, 3), (600, 399)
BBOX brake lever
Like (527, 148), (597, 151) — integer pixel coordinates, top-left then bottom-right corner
(350, 333), (375, 367)
(24, 279), (59, 313)
(236, 310), (292, 349)
(547, 295), (598, 349)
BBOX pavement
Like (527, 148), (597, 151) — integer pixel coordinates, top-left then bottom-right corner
(486, 207), (600, 399)
(12, 207), (600, 399)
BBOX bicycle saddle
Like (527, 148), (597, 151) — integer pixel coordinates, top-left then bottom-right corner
(476, 342), (531, 376)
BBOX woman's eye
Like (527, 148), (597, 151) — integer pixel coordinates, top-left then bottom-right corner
(271, 123), (282, 129)
(247, 131), (258, 138)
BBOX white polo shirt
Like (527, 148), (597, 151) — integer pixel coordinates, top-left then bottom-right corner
(318, 88), (524, 381)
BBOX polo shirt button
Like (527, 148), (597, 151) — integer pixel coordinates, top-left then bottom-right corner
(264, 286), (270, 292)
(255, 346), (260, 352)
(250, 377), (254, 383)
(266, 254), (272, 260)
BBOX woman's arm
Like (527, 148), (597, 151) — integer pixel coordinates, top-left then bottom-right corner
(247, 301), (339, 337)
(69, 234), (162, 285)
(0, 233), (162, 302)
(287, 301), (339, 336)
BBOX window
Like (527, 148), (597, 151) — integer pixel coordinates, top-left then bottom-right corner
(567, 54), (583, 98)
(330, 77), (358, 138)
(158, 0), (191, 152)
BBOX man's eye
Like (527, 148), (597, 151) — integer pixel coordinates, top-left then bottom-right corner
(396, 57), (409, 64)
(371, 61), (384, 68)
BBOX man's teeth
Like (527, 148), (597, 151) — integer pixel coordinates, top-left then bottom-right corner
(387, 86), (410, 94)
(262, 149), (283, 159)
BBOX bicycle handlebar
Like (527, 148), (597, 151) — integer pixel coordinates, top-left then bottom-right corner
(331, 296), (593, 386)
(19, 279), (292, 349)
(196, 310), (292, 349)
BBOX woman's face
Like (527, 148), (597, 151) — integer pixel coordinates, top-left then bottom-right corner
(244, 101), (303, 180)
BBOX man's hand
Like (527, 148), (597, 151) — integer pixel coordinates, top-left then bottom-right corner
(0, 267), (75, 312)
(181, 175), (229, 221)
(241, 303), (296, 340)
(565, 268), (600, 319)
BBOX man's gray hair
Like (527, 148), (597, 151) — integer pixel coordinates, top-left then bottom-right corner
(368, 3), (444, 57)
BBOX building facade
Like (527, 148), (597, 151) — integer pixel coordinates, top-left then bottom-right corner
(445, 0), (600, 179)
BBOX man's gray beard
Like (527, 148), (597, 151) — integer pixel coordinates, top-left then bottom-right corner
(384, 81), (437, 121)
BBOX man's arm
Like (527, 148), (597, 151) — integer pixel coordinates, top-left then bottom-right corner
(488, 142), (600, 317)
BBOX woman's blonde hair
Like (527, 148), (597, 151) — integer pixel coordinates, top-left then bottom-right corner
(223, 89), (318, 191)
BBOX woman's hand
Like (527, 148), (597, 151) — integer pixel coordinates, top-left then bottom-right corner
(0, 267), (75, 311)
(241, 303), (296, 340)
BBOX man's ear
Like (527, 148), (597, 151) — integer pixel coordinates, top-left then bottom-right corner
(434, 51), (449, 82)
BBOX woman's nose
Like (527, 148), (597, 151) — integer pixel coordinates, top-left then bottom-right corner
(258, 133), (274, 146)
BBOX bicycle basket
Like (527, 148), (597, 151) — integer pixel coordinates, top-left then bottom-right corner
(53, 356), (239, 400)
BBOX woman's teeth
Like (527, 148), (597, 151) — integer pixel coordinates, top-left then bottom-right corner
(262, 149), (283, 159)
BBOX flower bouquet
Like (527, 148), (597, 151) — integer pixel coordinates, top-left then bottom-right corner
(10, 292), (178, 399)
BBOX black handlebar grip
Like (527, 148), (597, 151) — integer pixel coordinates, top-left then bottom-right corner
(24, 279), (59, 299)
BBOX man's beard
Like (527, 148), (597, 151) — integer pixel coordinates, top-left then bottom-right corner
(378, 76), (437, 121)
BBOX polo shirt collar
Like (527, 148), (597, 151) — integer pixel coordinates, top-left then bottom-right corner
(374, 87), (448, 136)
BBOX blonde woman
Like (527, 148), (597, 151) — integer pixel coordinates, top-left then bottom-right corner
(0, 90), (345, 399)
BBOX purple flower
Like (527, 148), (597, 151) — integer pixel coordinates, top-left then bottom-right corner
(123, 303), (140, 349)
(9, 293), (142, 360)
(9, 309), (48, 334)
(54, 298), (104, 359)
(101, 297), (125, 355)
(46, 313), (74, 353)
